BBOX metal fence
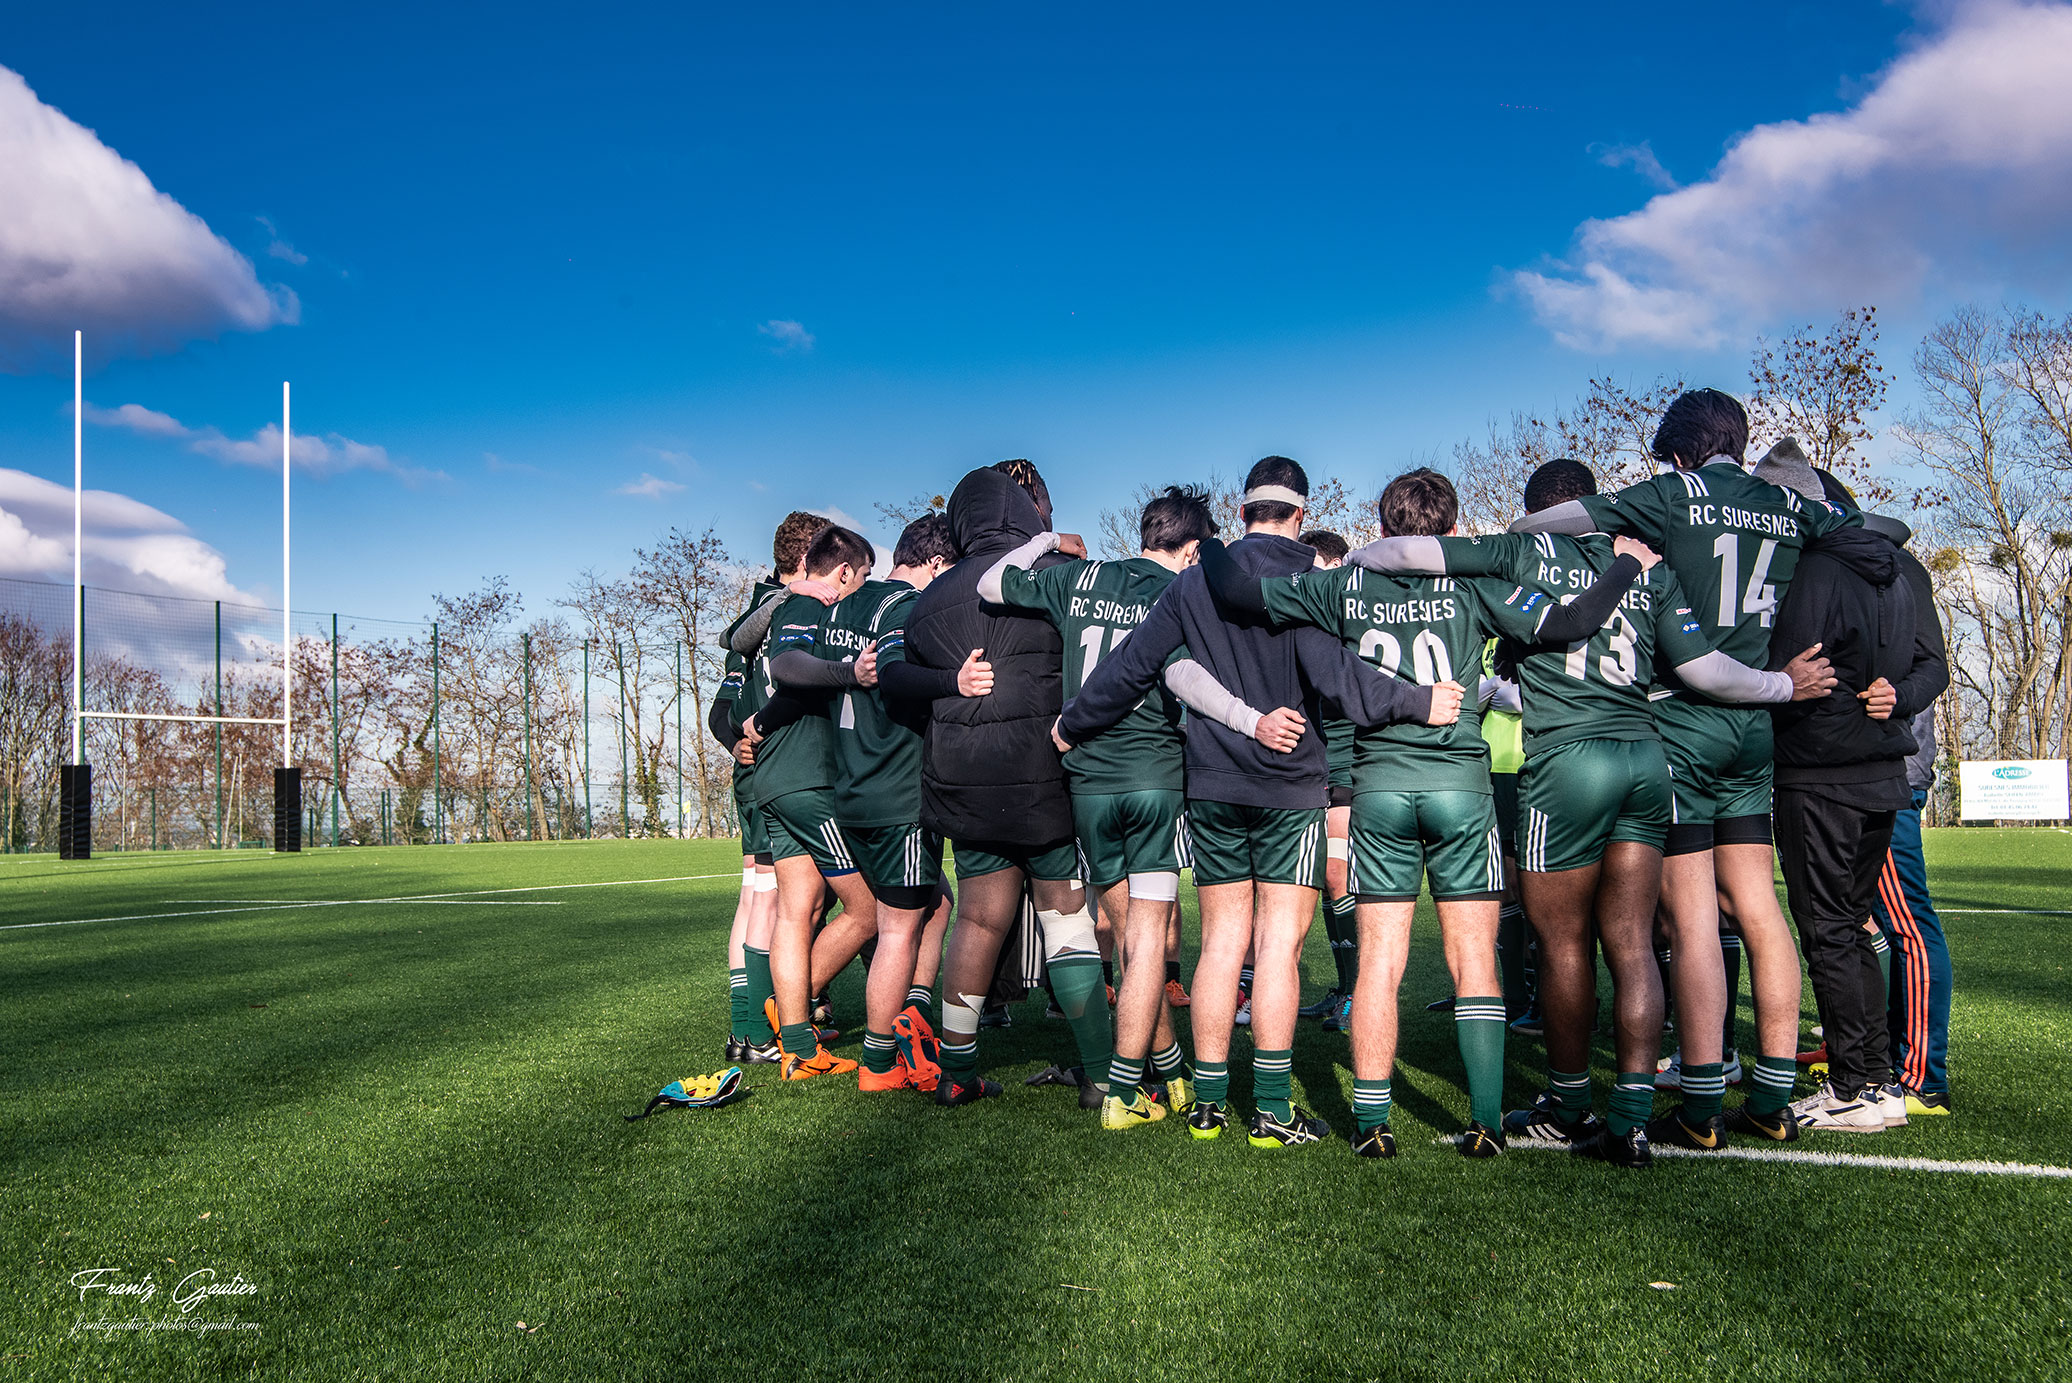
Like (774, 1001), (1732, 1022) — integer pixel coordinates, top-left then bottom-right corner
(0, 577), (736, 853)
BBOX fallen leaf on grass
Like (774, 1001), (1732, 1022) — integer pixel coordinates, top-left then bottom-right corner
(515, 1321), (540, 1334)
(1648, 1282), (1677, 1290)
(199, 1212), (211, 1220)
(1059, 1284), (1097, 1293)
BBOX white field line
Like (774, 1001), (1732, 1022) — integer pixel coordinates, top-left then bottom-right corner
(0, 873), (739, 933)
(1487, 1137), (2072, 1179)
(1939, 908), (2072, 915)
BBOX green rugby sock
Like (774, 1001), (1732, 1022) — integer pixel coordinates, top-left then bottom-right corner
(779, 1021), (818, 1058)
(1870, 926), (1892, 993)
(1149, 1042), (1187, 1079)
(1607, 1072), (1654, 1136)
(1195, 1060), (1229, 1107)
(1550, 1068), (1593, 1125)
(1747, 1055), (1796, 1116)
(1680, 1061), (1726, 1123)
(905, 985), (933, 1016)
(1352, 1077), (1392, 1133)
(728, 967), (750, 1042)
(1253, 1048), (1293, 1122)
(862, 1030), (897, 1075)
(1454, 995), (1507, 1128)
(1106, 1053), (1145, 1096)
(743, 947), (775, 1032)
(1047, 951), (1114, 1085)
(1326, 893), (1359, 992)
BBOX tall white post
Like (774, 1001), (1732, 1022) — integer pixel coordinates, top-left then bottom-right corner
(72, 330), (83, 766)
(282, 382), (292, 767)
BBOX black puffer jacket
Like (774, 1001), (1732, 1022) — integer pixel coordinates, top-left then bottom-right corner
(1769, 525), (1946, 802)
(899, 468), (1076, 845)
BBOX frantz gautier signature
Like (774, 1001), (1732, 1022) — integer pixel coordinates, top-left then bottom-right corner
(71, 1267), (259, 1313)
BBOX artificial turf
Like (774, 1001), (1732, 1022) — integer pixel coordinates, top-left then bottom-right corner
(2, 830), (2067, 1380)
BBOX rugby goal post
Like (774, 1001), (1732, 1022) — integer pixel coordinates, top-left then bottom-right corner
(63, 331), (301, 856)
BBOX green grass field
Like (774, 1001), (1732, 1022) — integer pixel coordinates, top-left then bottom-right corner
(3, 831), (2068, 1380)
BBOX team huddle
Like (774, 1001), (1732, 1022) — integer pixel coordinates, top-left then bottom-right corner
(703, 386), (1952, 1165)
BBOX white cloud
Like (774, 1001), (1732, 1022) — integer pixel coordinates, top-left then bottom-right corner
(257, 215), (308, 266)
(1514, 2), (2072, 349)
(757, 318), (815, 352)
(86, 402), (442, 486)
(0, 65), (296, 373)
(1589, 140), (1678, 191)
(616, 473), (685, 498)
(0, 466), (255, 601)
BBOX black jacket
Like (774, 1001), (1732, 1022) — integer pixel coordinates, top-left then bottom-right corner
(895, 468), (1076, 845)
(1060, 532), (1433, 809)
(1769, 526), (1948, 801)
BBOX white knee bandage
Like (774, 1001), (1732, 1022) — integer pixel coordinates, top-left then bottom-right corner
(1326, 837), (1349, 862)
(741, 865), (757, 888)
(942, 990), (986, 1039)
(1127, 871), (1180, 903)
(1037, 906), (1101, 961)
(751, 870), (777, 894)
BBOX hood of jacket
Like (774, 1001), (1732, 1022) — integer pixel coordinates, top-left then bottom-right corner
(1814, 525), (1900, 586)
(947, 468), (1044, 560)
(1226, 530), (1316, 578)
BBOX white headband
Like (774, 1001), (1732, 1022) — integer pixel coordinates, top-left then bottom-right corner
(1242, 484), (1307, 509)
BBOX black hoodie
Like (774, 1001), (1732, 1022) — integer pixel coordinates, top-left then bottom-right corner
(893, 468), (1076, 845)
(1060, 531), (1433, 809)
(1768, 525), (1946, 804)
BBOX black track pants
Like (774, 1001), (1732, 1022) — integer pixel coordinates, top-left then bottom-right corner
(1775, 788), (1897, 1099)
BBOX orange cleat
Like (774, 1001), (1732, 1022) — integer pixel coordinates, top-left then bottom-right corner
(858, 1058), (917, 1092)
(781, 1047), (859, 1081)
(1165, 979), (1191, 1008)
(893, 1006), (942, 1091)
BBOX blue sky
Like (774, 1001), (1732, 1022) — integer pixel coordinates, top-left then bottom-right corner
(4, 2), (2068, 620)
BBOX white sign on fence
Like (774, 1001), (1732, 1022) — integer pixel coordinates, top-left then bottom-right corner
(1959, 759), (2070, 820)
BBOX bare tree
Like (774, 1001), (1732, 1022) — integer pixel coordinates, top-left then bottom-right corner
(1899, 305), (2072, 762)
(1450, 375), (1685, 533)
(1748, 306), (1893, 504)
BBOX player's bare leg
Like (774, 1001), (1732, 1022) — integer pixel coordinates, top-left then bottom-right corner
(934, 868), (1026, 1100)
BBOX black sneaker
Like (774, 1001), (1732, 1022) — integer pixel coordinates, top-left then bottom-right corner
(1573, 1123), (1652, 1169)
(739, 1038), (784, 1065)
(1424, 996), (1457, 1012)
(1458, 1120), (1507, 1158)
(935, 1075), (1003, 1107)
(1188, 1100), (1230, 1141)
(1247, 1107), (1331, 1149)
(1065, 1066), (1107, 1112)
(1646, 1107), (1726, 1151)
(724, 1037), (750, 1063)
(1501, 1091), (1598, 1144)
(1045, 999), (1067, 1021)
(811, 995), (834, 1028)
(1299, 986), (1343, 1019)
(1350, 1123), (1398, 1158)
(979, 1004), (1013, 1030)
(1723, 1102), (1802, 1142)
(1508, 1005), (1544, 1037)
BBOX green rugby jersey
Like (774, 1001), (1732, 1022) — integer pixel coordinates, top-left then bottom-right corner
(1435, 532), (1712, 755)
(1262, 565), (1493, 793)
(1580, 462), (1854, 689)
(715, 648), (755, 796)
(824, 579), (924, 827)
(997, 555), (1185, 795)
(750, 591), (838, 805)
